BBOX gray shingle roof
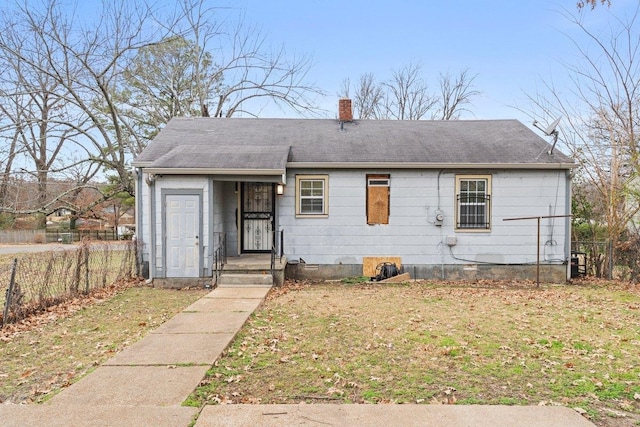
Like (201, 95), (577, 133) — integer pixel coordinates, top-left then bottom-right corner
(133, 117), (573, 170)
(150, 144), (290, 170)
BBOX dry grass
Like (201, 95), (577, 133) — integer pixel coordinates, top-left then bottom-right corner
(0, 242), (137, 324)
(0, 283), (207, 403)
(189, 280), (640, 426)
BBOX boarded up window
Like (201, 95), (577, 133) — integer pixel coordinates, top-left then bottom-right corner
(367, 175), (390, 225)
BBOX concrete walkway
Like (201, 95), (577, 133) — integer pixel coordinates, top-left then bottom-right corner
(0, 284), (596, 427)
(1, 285), (269, 427)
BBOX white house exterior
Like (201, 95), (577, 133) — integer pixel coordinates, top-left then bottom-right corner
(133, 104), (574, 285)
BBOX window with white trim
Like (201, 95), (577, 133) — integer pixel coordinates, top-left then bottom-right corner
(456, 175), (491, 230)
(296, 175), (328, 216)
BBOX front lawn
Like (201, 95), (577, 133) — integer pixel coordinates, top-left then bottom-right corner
(0, 283), (207, 403)
(189, 280), (640, 426)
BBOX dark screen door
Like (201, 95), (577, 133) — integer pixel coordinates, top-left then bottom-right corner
(241, 183), (275, 252)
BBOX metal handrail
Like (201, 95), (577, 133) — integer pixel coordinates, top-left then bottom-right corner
(270, 229), (285, 285)
(270, 242), (276, 285)
(212, 232), (227, 283)
(279, 229), (284, 262)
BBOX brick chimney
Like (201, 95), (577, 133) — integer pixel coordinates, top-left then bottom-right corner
(338, 98), (353, 122)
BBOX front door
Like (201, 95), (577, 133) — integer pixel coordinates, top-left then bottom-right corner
(241, 182), (274, 253)
(165, 194), (200, 277)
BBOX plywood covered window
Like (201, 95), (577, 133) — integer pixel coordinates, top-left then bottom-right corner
(367, 174), (390, 225)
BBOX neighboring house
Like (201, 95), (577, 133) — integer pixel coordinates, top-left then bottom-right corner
(132, 99), (574, 285)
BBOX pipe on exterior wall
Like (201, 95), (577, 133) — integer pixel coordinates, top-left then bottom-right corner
(135, 167), (148, 280)
(148, 173), (156, 281)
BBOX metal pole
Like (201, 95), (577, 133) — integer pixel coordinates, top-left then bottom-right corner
(536, 217), (541, 287)
(84, 246), (90, 293)
(503, 214), (572, 287)
(609, 240), (613, 280)
(2, 258), (18, 327)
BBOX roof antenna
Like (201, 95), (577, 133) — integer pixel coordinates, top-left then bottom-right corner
(533, 117), (561, 155)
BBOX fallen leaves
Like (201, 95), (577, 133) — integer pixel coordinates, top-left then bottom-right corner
(191, 279), (640, 426)
(1, 281), (134, 342)
(1, 285), (207, 404)
(20, 369), (35, 379)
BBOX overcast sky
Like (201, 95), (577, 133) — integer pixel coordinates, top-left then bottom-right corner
(236, 0), (638, 128)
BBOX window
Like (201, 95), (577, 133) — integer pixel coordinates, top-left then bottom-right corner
(296, 175), (328, 216)
(456, 175), (491, 230)
(367, 174), (390, 224)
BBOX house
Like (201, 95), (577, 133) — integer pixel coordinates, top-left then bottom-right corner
(132, 99), (574, 286)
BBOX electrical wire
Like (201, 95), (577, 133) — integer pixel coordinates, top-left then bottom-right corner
(448, 245), (565, 266)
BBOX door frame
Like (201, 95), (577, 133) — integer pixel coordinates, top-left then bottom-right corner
(240, 182), (275, 253)
(161, 189), (203, 277)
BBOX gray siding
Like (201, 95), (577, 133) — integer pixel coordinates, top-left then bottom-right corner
(221, 181), (239, 256)
(210, 180), (224, 270)
(279, 169), (570, 267)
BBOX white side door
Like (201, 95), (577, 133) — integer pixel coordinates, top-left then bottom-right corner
(165, 194), (199, 277)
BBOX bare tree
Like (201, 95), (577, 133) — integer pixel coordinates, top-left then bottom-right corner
(0, 0), (322, 224)
(340, 73), (384, 119)
(382, 63), (436, 120)
(206, 18), (321, 118)
(0, 0), (172, 221)
(340, 64), (479, 120)
(0, 121), (21, 211)
(113, 0), (323, 148)
(577, 0), (611, 9)
(116, 36), (221, 149)
(173, 0), (226, 118)
(0, 13), (90, 226)
(435, 69), (480, 120)
(526, 5), (640, 274)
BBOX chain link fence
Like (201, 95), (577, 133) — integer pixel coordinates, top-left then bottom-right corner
(1, 240), (138, 326)
(572, 239), (640, 282)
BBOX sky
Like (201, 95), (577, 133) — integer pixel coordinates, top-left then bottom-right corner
(233, 0), (638, 130)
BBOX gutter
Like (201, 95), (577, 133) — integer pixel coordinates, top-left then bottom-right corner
(289, 162), (576, 170)
(143, 168), (286, 176)
(137, 163), (575, 178)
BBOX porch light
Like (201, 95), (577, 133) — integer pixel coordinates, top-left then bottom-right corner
(276, 183), (285, 195)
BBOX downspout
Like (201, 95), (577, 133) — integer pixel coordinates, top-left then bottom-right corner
(565, 169), (572, 280)
(438, 170), (445, 280)
(208, 177), (215, 277)
(148, 173), (157, 283)
(134, 167), (144, 279)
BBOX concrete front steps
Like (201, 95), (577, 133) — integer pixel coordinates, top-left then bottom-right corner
(217, 273), (273, 287)
(216, 253), (287, 287)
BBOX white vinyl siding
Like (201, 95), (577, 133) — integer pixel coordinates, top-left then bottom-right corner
(280, 169), (568, 266)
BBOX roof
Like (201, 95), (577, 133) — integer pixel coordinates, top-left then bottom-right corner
(133, 118), (574, 173)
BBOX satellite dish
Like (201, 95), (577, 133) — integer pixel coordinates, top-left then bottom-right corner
(533, 117), (561, 136)
(532, 117), (562, 154)
(544, 117), (561, 136)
